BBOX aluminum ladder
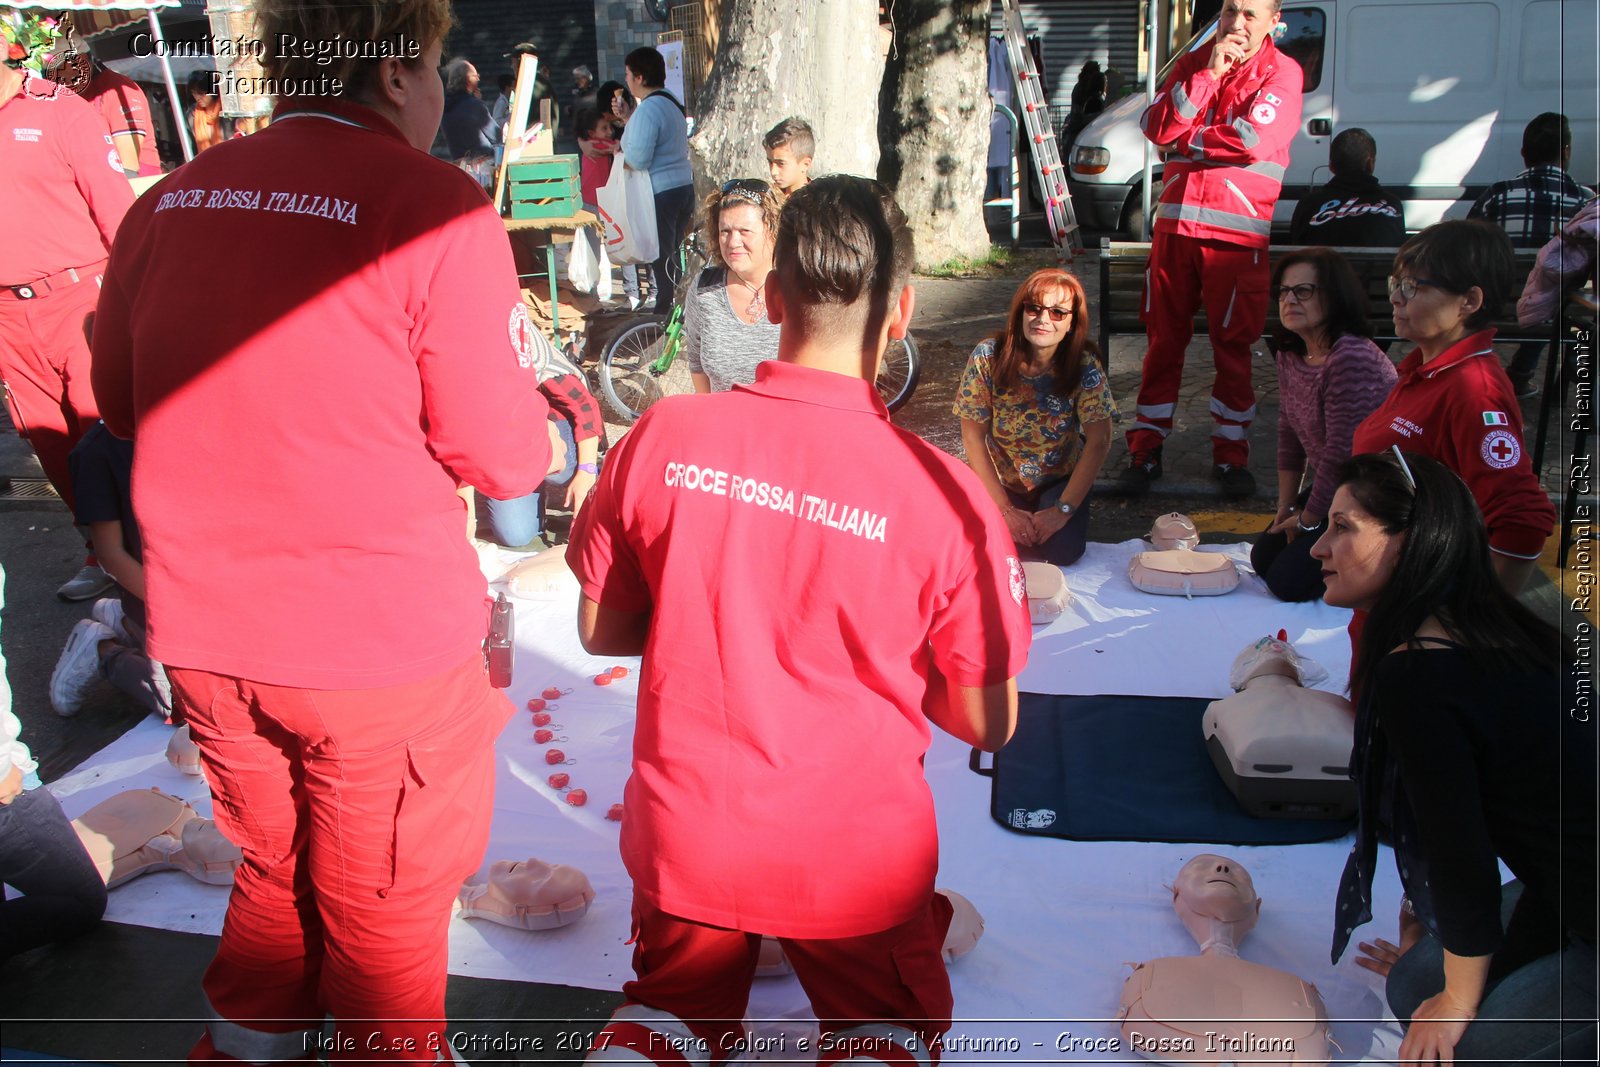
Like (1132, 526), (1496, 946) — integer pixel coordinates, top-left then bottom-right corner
(997, 0), (1083, 256)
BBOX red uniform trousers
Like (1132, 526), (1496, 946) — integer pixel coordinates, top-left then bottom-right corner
(0, 268), (104, 511)
(170, 652), (513, 1063)
(1127, 231), (1268, 467)
(593, 893), (954, 1066)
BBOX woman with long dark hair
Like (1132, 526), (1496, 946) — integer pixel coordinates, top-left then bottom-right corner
(1250, 247), (1395, 601)
(1314, 451), (1594, 1064)
(954, 268), (1117, 566)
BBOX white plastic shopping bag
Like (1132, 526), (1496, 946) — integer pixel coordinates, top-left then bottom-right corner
(567, 227), (598, 293)
(596, 163), (659, 265)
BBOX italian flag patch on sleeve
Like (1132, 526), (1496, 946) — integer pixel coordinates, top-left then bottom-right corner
(1482, 411), (1509, 426)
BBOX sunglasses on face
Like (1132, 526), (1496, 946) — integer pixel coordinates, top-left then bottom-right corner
(1022, 301), (1073, 322)
(1271, 282), (1319, 303)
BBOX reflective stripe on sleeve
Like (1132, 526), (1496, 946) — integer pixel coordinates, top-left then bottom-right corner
(1231, 117), (1260, 148)
(1172, 83), (1199, 120)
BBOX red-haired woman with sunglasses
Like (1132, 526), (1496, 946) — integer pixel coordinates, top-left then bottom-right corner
(954, 268), (1117, 565)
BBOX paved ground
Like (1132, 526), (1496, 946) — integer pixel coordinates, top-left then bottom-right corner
(0, 212), (1589, 1063)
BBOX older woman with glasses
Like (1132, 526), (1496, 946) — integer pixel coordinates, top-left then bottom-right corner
(1351, 220), (1556, 592)
(684, 178), (784, 393)
(1250, 247), (1396, 601)
(954, 268), (1117, 566)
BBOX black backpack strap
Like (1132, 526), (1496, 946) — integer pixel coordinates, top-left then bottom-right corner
(646, 89), (686, 116)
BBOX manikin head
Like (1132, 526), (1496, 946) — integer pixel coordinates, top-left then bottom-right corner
(1171, 854), (1261, 952)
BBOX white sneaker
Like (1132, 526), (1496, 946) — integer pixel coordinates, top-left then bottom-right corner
(91, 597), (133, 645)
(57, 564), (115, 602)
(50, 619), (113, 716)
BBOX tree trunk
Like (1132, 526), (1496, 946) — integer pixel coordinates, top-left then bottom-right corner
(878, 0), (992, 270)
(689, 0), (886, 199)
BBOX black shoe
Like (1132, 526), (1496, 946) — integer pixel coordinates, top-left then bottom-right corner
(1117, 449), (1163, 495)
(1510, 377), (1539, 400)
(1213, 463), (1257, 500)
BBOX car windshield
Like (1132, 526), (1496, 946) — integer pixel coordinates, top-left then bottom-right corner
(1157, 19), (1218, 86)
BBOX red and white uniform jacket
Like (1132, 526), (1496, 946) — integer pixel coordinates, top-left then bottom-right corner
(92, 98), (549, 689)
(1142, 36), (1302, 248)
(1352, 330), (1555, 560)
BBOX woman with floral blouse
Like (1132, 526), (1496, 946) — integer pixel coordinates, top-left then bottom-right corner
(954, 268), (1117, 566)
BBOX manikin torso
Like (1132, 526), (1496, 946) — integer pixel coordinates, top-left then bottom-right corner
(1119, 854), (1332, 1065)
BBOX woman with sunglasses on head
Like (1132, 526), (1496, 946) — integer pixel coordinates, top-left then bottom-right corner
(1350, 220), (1555, 592)
(954, 269), (1117, 566)
(1250, 248), (1396, 601)
(1315, 451), (1594, 1066)
(683, 179), (784, 393)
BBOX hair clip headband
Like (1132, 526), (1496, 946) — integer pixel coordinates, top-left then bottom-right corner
(720, 187), (766, 209)
(1390, 445), (1417, 492)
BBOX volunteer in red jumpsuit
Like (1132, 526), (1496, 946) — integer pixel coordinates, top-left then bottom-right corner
(90, 1), (552, 1059)
(569, 177), (1030, 1066)
(1121, 0), (1302, 499)
(0, 60), (133, 596)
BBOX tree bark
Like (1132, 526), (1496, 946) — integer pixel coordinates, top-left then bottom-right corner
(689, 0), (886, 199)
(878, 0), (992, 269)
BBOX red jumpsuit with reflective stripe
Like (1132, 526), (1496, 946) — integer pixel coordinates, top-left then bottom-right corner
(1128, 37), (1302, 466)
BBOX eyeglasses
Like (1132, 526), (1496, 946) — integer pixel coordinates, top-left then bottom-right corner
(1271, 282), (1319, 303)
(1022, 301), (1074, 322)
(1387, 275), (1445, 303)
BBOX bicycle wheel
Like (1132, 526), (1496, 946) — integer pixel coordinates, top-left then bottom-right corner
(876, 332), (921, 414)
(598, 319), (695, 424)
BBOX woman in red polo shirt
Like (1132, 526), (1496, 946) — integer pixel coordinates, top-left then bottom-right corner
(1350, 220), (1554, 592)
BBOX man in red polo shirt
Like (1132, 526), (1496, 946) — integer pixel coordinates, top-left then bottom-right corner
(0, 51), (134, 600)
(78, 61), (162, 177)
(568, 176), (1030, 1066)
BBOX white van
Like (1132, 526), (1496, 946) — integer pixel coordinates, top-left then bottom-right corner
(1065, 0), (1599, 238)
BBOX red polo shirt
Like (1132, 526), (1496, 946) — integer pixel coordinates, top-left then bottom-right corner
(80, 68), (161, 176)
(569, 360), (1031, 939)
(0, 73), (132, 283)
(92, 98), (549, 688)
(1351, 330), (1554, 559)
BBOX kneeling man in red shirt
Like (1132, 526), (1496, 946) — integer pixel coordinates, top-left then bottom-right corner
(568, 175), (1032, 1066)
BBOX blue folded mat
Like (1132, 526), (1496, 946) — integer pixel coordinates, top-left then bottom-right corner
(971, 693), (1353, 844)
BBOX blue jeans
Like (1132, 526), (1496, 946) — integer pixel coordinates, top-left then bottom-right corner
(0, 786), (107, 959)
(1387, 882), (1598, 1062)
(650, 183), (696, 313)
(482, 418), (578, 547)
(1005, 481), (1092, 567)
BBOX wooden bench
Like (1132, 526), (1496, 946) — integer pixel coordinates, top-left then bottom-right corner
(1097, 239), (1583, 565)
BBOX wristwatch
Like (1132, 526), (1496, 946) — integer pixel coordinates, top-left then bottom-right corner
(1057, 500), (1075, 517)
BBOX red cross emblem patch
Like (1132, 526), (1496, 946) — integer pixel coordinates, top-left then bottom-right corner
(1480, 429), (1520, 470)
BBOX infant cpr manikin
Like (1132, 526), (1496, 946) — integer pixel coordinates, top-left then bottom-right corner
(1204, 635), (1356, 820)
(1119, 855), (1332, 1065)
(456, 858), (595, 931)
(72, 787), (242, 888)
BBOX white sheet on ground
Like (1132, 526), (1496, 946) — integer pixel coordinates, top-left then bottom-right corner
(42, 541), (1404, 1061)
